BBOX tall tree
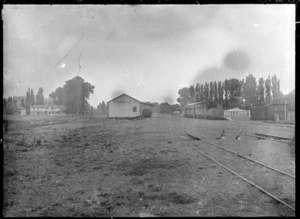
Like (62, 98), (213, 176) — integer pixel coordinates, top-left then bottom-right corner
(257, 77), (265, 103)
(271, 74), (279, 100)
(243, 74), (257, 104)
(101, 101), (106, 114)
(25, 88), (31, 114)
(218, 81), (223, 105)
(195, 83), (200, 102)
(214, 81), (218, 103)
(5, 97), (14, 114)
(204, 82), (209, 102)
(21, 98), (25, 107)
(188, 85), (195, 101)
(265, 75), (272, 103)
(36, 87), (44, 105)
(30, 89), (35, 105)
(199, 84), (204, 101)
(209, 81), (214, 102)
(228, 78), (241, 100)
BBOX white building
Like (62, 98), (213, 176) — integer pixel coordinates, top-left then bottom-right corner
(30, 105), (65, 115)
(107, 93), (152, 118)
(224, 108), (251, 120)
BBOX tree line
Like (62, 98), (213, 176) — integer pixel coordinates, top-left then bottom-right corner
(177, 74), (286, 110)
(3, 87), (44, 115)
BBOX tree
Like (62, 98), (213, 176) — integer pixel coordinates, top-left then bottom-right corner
(36, 87), (44, 105)
(21, 98), (25, 108)
(204, 82), (209, 101)
(159, 102), (172, 114)
(177, 87), (194, 107)
(97, 101), (107, 115)
(195, 83), (200, 102)
(209, 82), (214, 102)
(199, 84), (204, 101)
(188, 85), (195, 101)
(171, 104), (182, 113)
(30, 89), (35, 105)
(265, 75), (272, 103)
(228, 78), (242, 104)
(49, 87), (65, 105)
(50, 76), (95, 114)
(3, 98), (7, 114)
(214, 81), (218, 103)
(5, 97), (14, 114)
(25, 88), (31, 114)
(218, 81), (223, 105)
(243, 74), (257, 104)
(271, 74), (280, 100)
(257, 77), (265, 103)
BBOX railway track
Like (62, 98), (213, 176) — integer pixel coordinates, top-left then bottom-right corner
(169, 125), (295, 213)
(181, 119), (294, 145)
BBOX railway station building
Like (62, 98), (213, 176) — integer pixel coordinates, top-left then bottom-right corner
(107, 93), (153, 119)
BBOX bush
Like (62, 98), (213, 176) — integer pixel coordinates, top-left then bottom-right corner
(142, 109), (152, 118)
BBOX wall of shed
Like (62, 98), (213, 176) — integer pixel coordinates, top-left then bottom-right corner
(108, 95), (141, 118)
(250, 106), (266, 120)
(184, 104), (224, 118)
(265, 104), (286, 120)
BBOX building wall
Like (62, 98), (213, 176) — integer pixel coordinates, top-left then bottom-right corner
(108, 95), (141, 118)
(208, 108), (224, 117)
(265, 104), (286, 120)
(250, 106), (266, 120)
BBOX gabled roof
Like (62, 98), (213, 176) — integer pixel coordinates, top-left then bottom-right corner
(225, 108), (246, 112)
(107, 93), (142, 103)
(265, 102), (286, 107)
(185, 101), (207, 107)
(141, 102), (155, 106)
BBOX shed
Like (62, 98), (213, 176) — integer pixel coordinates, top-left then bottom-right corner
(184, 101), (224, 119)
(107, 93), (152, 119)
(250, 105), (266, 120)
(265, 102), (288, 121)
(224, 108), (251, 120)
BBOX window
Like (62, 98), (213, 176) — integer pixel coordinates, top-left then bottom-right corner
(133, 106), (137, 112)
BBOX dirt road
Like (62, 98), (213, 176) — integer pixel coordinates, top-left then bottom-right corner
(3, 114), (295, 216)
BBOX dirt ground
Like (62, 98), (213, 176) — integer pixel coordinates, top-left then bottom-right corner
(3, 114), (295, 216)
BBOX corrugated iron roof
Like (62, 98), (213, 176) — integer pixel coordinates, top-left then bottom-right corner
(184, 101), (206, 107)
(107, 93), (142, 104)
(225, 108), (246, 111)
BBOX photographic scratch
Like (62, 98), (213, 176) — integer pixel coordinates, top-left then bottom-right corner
(77, 48), (84, 76)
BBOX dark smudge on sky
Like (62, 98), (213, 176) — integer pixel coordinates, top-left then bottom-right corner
(223, 50), (250, 72)
(192, 49), (250, 85)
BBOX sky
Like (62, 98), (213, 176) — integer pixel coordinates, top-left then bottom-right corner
(3, 4), (295, 107)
